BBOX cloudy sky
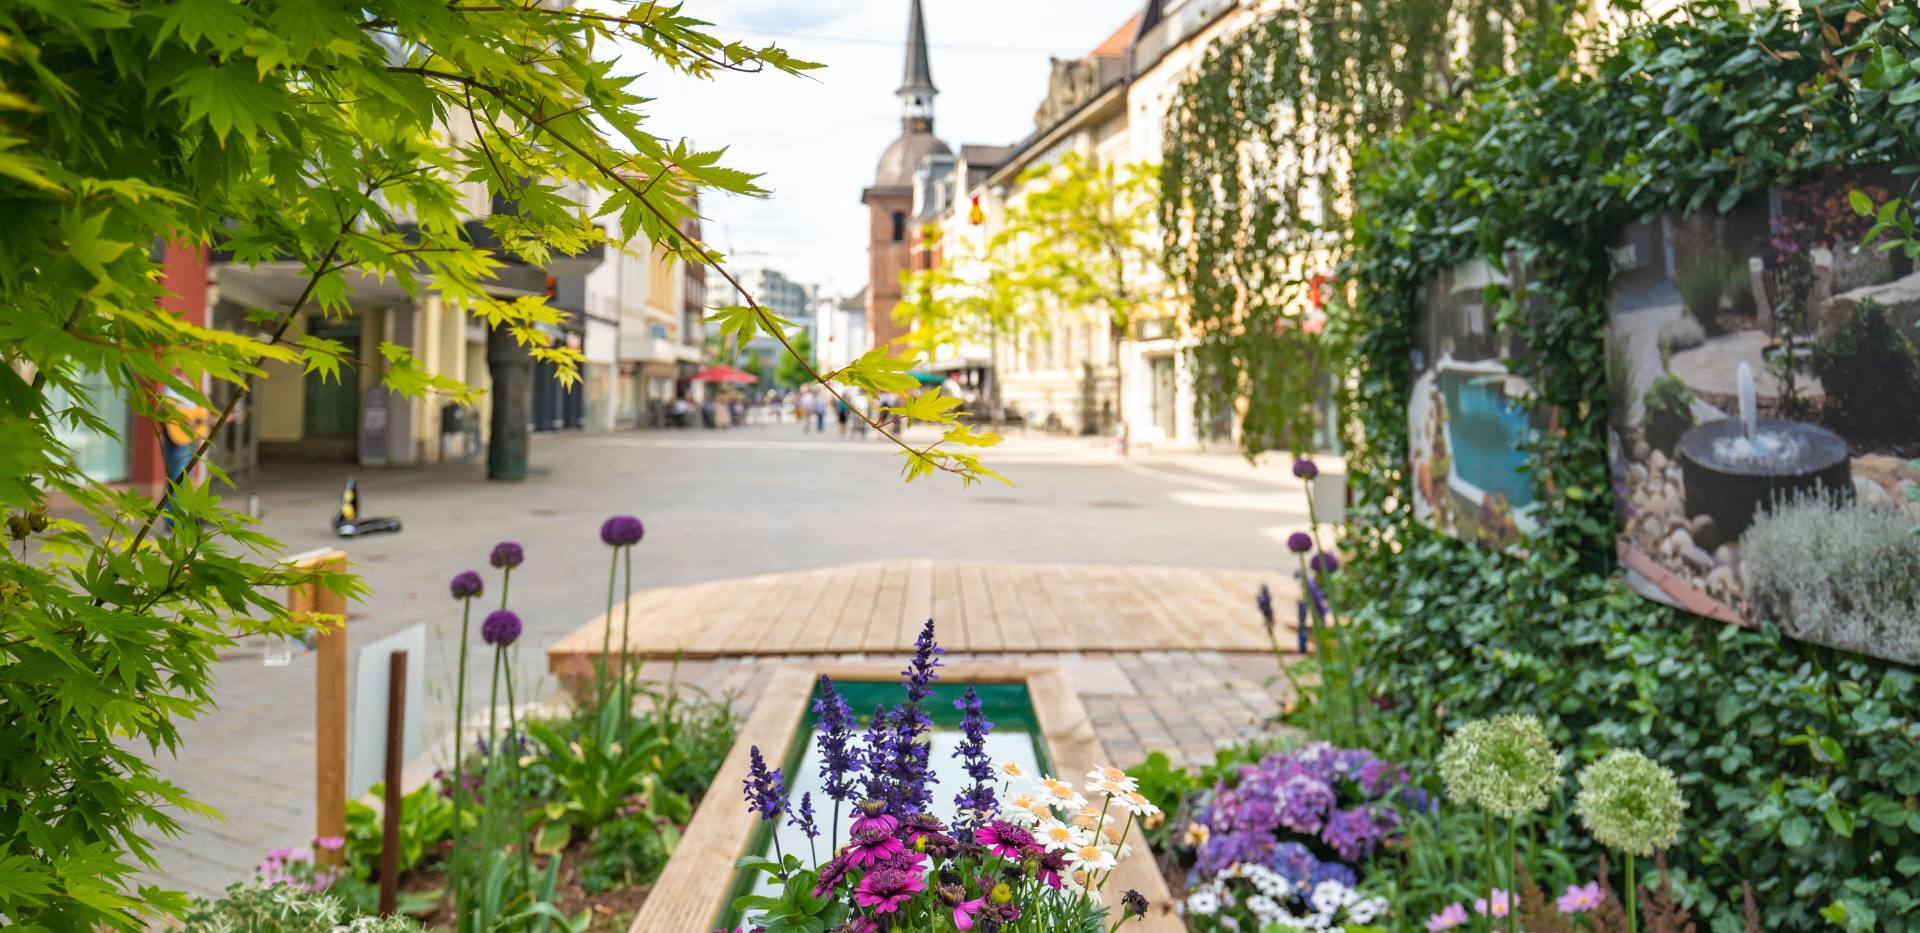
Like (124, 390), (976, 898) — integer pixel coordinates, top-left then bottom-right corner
(633, 0), (1145, 298)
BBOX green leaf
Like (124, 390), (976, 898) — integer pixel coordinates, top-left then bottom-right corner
(1779, 815), (1812, 848)
(1848, 189), (1875, 216)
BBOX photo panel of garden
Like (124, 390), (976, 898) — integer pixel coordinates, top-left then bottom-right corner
(1606, 164), (1920, 664)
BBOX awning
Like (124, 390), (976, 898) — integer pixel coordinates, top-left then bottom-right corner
(690, 365), (759, 384)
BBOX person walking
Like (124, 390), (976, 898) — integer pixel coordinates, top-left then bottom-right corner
(835, 396), (850, 438)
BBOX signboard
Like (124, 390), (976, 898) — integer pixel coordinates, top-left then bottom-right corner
(348, 624), (425, 799)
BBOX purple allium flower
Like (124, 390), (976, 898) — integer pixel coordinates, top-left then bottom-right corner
(1309, 551), (1340, 576)
(1321, 807), (1381, 862)
(488, 541), (524, 569)
(1255, 584), (1274, 633)
(789, 791), (818, 839)
(598, 515), (644, 547)
(1275, 774), (1335, 834)
(952, 687), (996, 827)
(742, 746), (787, 823)
(480, 609), (522, 646)
(449, 570), (484, 600)
(1292, 457), (1318, 479)
(1286, 531), (1313, 553)
(812, 676), (859, 803)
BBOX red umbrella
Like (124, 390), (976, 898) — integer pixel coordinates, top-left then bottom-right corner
(690, 365), (759, 384)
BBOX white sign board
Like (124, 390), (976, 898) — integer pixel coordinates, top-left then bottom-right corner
(348, 624), (426, 799)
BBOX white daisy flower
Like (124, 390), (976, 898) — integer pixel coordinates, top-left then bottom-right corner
(1067, 842), (1116, 873)
(1039, 777), (1087, 812)
(1114, 789), (1162, 818)
(996, 761), (1031, 784)
(1034, 818), (1089, 852)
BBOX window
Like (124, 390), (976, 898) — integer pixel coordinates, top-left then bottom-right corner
(891, 211), (906, 242)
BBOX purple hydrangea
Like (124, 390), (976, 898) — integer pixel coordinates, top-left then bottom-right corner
(1286, 531), (1313, 553)
(480, 609), (522, 646)
(1321, 806), (1383, 862)
(449, 570), (483, 600)
(488, 541), (524, 569)
(1268, 841), (1320, 883)
(598, 515), (644, 547)
(1275, 773), (1336, 834)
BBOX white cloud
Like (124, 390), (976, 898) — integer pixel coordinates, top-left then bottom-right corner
(627, 0), (1144, 297)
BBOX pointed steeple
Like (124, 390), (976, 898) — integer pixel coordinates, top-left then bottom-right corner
(897, 0), (936, 133)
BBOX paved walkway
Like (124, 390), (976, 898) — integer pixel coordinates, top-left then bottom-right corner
(136, 425), (1323, 898)
(546, 559), (1290, 661)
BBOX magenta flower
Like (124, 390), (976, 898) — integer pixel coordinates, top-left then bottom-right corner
(850, 801), (899, 837)
(812, 854), (851, 897)
(312, 835), (345, 851)
(952, 895), (987, 929)
(599, 515), (644, 547)
(449, 570), (483, 600)
(1426, 902), (1470, 931)
(1474, 889), (1513, 918)
(853, 866), (925, 914)
(845, 827), (905, 867)
(480, 609), (522, 646)
(973, 820), (1035, 859)
(1556, 881), (1606, 914)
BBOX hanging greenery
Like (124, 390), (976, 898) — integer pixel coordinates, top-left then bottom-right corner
(1160, 0), (1573, 453)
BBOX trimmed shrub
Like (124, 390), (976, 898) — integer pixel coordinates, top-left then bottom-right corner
(1811, 298), (1920, 440)
(182, 883), (423, 932)
(1658, 312), (1707, 355)
(1742, 494), (1920, 664)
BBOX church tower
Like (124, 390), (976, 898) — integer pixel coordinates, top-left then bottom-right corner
(862, 0), (950, 352)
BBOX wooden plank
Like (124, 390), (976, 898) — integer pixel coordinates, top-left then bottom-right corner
(627, 666), (818, 933)
(293, 549), (350, 866)
(821, 561), (884, 655)
(863, 560), (910, 653)
(759, 564), (843, 654)
(984, 564), (1041, 652)
(1083, 565), (1158, 650)
(898, 559), (935, 650)
(1133, 566), (1211, 650)
(1014, 562), (1076, 652)
(930, 560), (968, 652)
(699, 572), (798, 656)
(957, 562), (1003, 652)
(795, 564), (861, 653)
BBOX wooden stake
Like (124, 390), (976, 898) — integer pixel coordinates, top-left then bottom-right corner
(379, 648), (408, 916)
(309, 550), (350, 866)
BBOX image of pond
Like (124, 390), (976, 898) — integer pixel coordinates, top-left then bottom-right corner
(1409, 257), (1547, 550)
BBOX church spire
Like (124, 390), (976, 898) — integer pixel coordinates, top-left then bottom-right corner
(897, 0), (936, 134)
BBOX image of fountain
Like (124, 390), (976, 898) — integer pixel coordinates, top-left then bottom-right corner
(1675, 363), (1852, 548)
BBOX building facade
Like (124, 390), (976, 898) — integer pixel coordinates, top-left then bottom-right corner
(861, 0), (950, 354)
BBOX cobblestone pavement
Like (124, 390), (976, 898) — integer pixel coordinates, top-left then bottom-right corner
(137, 424), (1325, 898)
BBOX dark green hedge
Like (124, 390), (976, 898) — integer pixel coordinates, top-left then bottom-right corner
(1337, 4), (1920, 930)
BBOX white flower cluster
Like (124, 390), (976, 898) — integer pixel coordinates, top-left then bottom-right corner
(993, 763), (1163, 881)
(1181, 863), (1386, 931)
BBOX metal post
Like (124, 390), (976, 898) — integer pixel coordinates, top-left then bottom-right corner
(487, 323), (532, 480)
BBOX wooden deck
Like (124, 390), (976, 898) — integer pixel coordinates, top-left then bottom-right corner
(547, 560), (1290, 672)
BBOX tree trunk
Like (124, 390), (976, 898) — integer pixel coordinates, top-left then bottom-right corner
(486, 324), (532, 481)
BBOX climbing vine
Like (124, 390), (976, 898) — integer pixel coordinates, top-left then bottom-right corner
(1159, 0), (1573, 454)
